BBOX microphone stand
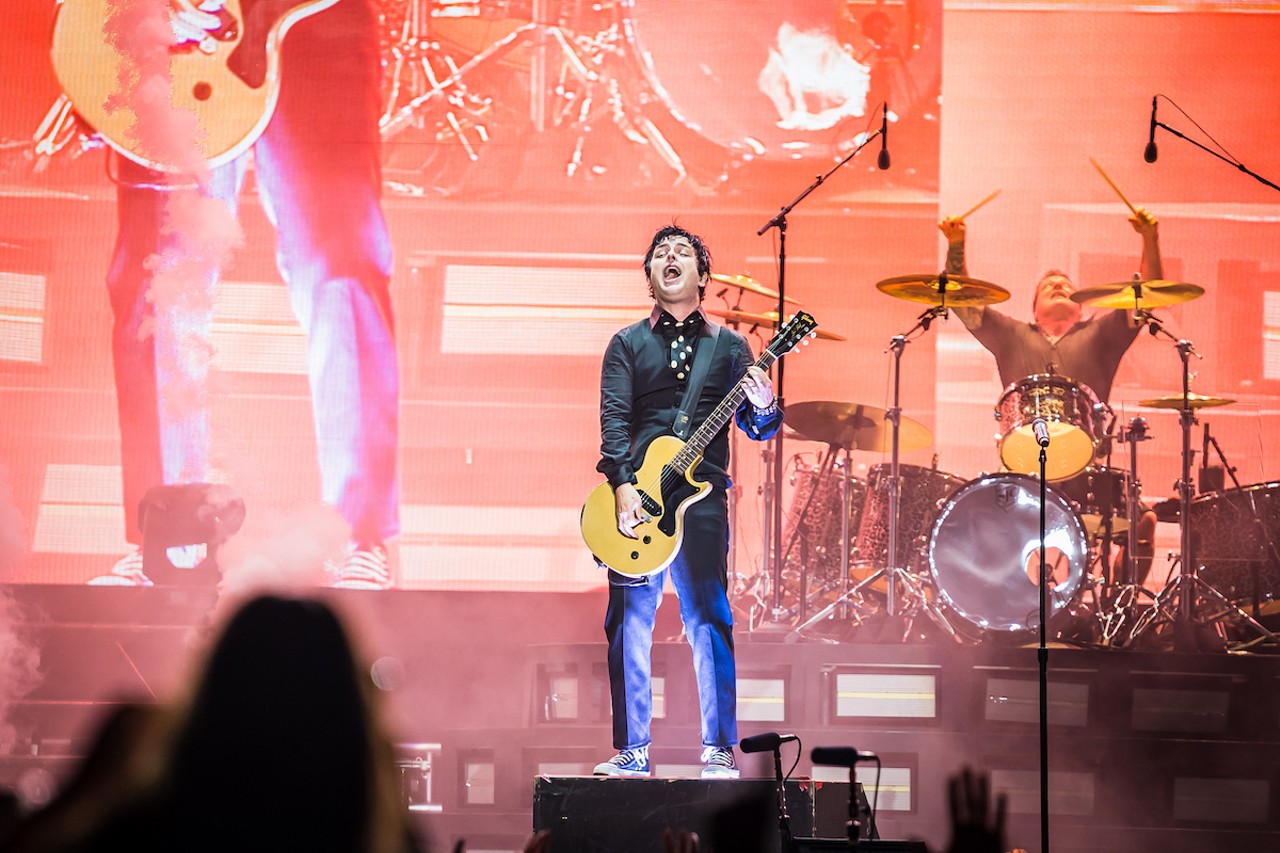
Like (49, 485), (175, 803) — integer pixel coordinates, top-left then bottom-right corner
(1151, 118), (1280, 193)
(1037, 441), (1051, 853)
(768, 746), (800, 853)
(757, 119), (885, 624)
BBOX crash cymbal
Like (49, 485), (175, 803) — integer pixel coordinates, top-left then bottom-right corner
(1139, 392), (1235, 410)
(786, 400), (933, 452)
(709, 273), (800, 304)
(706, 308), (846, 341)
(876, 273), (1011, 307)
(1070, 279), (1204, 310)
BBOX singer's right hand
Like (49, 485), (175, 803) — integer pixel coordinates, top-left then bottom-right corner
(939, 215), (966, 245)
(615, 483), (646, 539)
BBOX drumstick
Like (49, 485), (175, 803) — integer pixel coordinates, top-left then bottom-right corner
(1089, 157), (1141, 218)
(958, 188), (1001, 221)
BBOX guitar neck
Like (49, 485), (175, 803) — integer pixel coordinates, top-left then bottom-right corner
(669, 350), (779, 473)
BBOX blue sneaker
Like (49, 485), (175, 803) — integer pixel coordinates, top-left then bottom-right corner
(593, 745), (651, 777)
(701, 746), (739, 779)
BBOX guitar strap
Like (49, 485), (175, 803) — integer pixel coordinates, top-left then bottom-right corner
(672, 323), (723, 440)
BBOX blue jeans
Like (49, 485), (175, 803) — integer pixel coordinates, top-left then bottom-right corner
(604, 488), (737, 750)
(108, 0), (398, 546)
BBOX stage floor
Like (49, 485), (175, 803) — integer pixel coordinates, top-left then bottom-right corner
(1, 584), (1277, 853)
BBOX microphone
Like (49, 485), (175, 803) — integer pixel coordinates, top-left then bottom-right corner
(1032, 417), (1050, 448)
(811, 746), (878, 767)
(1144, 96), (1158, 163)
(741, 732), (798, 754)
(877, 104), (890, 170)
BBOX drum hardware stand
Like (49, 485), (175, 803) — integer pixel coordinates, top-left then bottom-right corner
(757, 114), (887, 627)
(790, 299), (959, 642)
(1126, 314), (1280, 651)
(784, 446), (884, 643)
(1098, 418), (1159, 647)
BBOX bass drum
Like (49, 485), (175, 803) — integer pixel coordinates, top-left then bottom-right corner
(620, 0), (871, 174)
(928, 474), (1089, 636)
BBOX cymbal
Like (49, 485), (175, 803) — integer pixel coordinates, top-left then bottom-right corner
(1139, 392), (1236, 410)
(876, 273), (1011, 307)
(1070, 279), (1204, 310)
(706, 308), (846, 341)
(786, 400), (933, 452)
(709, 273), (800, 304)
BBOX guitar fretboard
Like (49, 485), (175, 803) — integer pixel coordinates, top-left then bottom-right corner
(666, 349), (780, 475)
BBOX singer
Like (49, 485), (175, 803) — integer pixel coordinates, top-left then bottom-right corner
(937, 209), (1164, 582)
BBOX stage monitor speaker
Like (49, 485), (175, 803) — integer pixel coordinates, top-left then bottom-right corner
(533, 776), (871, 853)
(796, 841), (928, 853)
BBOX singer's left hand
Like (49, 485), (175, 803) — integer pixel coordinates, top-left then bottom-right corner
(743, 366), (775, 410)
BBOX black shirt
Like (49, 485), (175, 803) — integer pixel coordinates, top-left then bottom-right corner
(597, 307), (783, 490)
(972, 308), (1139, 403)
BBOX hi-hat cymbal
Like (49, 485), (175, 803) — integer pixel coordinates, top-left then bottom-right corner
(876, 273), (1011, 307)
(1070, 279), (1204, 310)
(709, 273), (800, 304)
(786, 400), (933, 452)
(1139, 392), (1235, 410)
(706, 308), (846, 341)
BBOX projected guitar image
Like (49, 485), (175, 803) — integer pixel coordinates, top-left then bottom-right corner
(50, 0), (339, 171)
(581, 311), (817, 577)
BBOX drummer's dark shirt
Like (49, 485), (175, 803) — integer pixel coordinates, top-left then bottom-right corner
(972, 309), (1139, 402)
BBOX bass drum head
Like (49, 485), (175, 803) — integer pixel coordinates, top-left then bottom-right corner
(928, 474), (1089, 635)
(622, 0), (868, 164)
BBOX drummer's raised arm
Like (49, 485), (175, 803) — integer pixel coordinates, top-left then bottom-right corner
(1131, 206), (1164, 281)
(939, 215), (984, 331)
(1127, 206), (1164, 327)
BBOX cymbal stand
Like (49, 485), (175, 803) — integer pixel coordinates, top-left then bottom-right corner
(789, 294), (958, 641)
(1126, 313), (1280, 650)
(1098, 417), (1158, 647)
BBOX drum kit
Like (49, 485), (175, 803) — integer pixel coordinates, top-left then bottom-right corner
(713, 267), (1280, 650)
(372, 0), (941, 194)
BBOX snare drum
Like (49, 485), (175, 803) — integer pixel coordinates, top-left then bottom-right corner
(927, 474), (1089, 635)
(995, 374), (1104, 482)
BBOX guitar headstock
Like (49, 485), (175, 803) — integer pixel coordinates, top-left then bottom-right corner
(766, 311), (818, 358)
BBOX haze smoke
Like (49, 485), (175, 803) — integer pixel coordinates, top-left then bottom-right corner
(104, 0), (243, 482)
(214, 504), (351, 620)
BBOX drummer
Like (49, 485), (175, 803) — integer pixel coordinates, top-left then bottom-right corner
(937, 208), (1163, 581)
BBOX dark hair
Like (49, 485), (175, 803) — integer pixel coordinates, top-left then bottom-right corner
(643, 224), (712, 299)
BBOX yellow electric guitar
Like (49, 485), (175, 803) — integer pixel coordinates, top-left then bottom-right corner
(50, 0), (339, 171)
(581, 311), (817, 576)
